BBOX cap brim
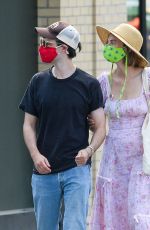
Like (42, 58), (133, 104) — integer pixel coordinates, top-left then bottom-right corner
(96, 25), (149, 67)
(35, 27), (56, 39)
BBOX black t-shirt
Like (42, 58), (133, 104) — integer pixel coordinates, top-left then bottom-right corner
(19, 68), (103, 173)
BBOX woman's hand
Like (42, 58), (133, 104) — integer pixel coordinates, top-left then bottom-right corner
(87, 114), (95, 132)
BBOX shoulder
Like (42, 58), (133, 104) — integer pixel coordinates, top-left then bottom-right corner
(31, 69), (50, 83)
(96, 71), (110, 102)
(97, 71), (109, 84)
(146, 67), (150, 90)
(97, 71), (110, 92)
(145, 67), (150, 79)
(76, 68), (100, 86)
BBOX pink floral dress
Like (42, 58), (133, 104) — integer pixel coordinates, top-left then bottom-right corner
(90, 67), (150, 230)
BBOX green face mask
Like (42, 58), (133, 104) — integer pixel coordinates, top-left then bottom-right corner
(103, 45), (128, 119)
(103, 45), (126, 63)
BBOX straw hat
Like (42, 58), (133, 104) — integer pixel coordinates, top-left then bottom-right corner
(96, 23), (149, 67)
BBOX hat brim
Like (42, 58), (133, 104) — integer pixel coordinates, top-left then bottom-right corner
(96, 25), (149, 67)
(35, 27), (56, 39)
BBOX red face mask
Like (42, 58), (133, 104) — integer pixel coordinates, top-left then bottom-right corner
(39, 46), (58, 63)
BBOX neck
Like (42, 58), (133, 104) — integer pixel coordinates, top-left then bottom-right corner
(115, 62), (127, 79)
(53, 58), (76, 79)
(115, 63), (143, 80)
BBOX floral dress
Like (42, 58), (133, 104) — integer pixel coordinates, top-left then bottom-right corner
(90, 67), (150, 230)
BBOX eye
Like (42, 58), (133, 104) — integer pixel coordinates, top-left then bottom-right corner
(46, 42), (55, 47)
(40, 38), (46, 47)
(45, 41), (50, 47)
(108, 38), (116, 45)
(111, 40), (116, 45)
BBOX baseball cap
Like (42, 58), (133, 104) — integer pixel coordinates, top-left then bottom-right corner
(35, 21), (80, 50)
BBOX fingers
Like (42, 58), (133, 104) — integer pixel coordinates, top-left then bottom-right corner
(38, 165), (51, 174)
(87, 116), (95, 132)
(87, 114), (92, 119)
(75, 151), (83, 166)
(76, 151), (83, 158)
(87, 115), (94, 123)
(75, 150), (88, 166)
(88, 119), (95, 126)
(35, 157), (51, 174)
(44, 158), (51, 168)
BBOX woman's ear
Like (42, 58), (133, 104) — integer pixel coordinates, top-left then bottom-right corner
(123, 45), (131, 54)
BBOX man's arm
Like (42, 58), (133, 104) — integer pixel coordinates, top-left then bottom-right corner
(23, 112), (51, 174)
(75, 108), (106, 166)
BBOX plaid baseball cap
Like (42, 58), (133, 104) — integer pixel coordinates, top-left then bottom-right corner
(35, 21), (80, 50)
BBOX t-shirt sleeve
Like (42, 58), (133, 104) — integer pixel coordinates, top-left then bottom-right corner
(19, 75), (38, 117)
(89, 79), (103, 112)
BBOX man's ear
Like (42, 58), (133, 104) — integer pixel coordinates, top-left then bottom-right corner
(61, 44), (69, 54)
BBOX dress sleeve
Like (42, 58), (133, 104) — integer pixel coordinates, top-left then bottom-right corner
(19, 75), (38, 117)
(146, 67), (150, 86)
(97, 72), (110, 104)
(146, 67), (150, 103)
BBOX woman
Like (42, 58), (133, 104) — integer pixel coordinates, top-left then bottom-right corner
(90, 23), (150, 229)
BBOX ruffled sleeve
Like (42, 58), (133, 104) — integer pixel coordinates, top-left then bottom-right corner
(97, 72), (110, 104)
(146, 67), (150, 84)
(145, 67), (150, 102)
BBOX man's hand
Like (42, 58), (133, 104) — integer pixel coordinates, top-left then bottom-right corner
(75, 149), (90, 166)
(33, 153), (51, 174)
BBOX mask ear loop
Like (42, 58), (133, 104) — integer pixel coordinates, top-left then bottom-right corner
(109, 63), (114, 88)
(116, 55), (128, 118)
(107, 63), (114, 120)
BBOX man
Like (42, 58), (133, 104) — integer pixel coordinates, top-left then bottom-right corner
(19, 21), (106, 230)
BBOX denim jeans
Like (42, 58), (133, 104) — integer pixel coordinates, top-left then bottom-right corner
(31, 165), (91, 230)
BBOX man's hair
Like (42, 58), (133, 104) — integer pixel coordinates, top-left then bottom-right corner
(56, 38), (81, 59)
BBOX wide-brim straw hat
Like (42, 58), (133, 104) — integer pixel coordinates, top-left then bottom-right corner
(96, 23), (149, 67)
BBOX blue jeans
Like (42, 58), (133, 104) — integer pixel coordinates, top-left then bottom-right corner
(31, 165), (91, 230)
